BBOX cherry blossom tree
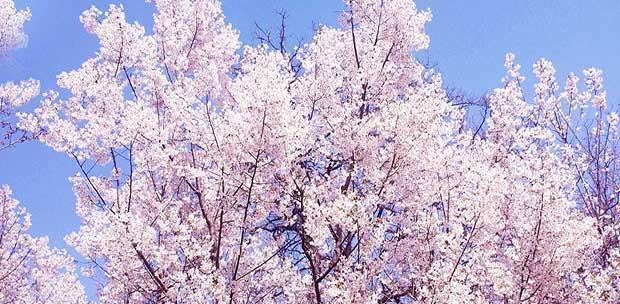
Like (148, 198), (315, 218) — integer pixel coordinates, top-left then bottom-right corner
(0, 0), (29, 55)
(8, 0), (618, 303)
(0, 186), (87, 303)
(0, 0), (39, 150)
(498, 55), (620, 303)
(0, 2), (86, 303)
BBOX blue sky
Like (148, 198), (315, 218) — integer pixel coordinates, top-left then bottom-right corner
(1, 0), (619, 296)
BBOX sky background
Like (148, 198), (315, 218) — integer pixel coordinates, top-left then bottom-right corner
(1, 0), (620, 298)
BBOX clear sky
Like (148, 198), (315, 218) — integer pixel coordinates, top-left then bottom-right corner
(1, 0), (620, 297)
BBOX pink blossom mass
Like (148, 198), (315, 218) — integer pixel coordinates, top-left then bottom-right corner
(1, 0), (620, 303)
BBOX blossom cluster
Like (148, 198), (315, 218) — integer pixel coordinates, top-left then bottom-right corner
(1, 0), (619, 303)
(0, 0), (30, 55)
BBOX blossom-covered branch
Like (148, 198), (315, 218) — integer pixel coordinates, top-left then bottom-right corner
(5, 0), (620, 303)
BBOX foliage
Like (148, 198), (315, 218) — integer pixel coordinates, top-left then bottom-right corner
(2, 0), (620, 303)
